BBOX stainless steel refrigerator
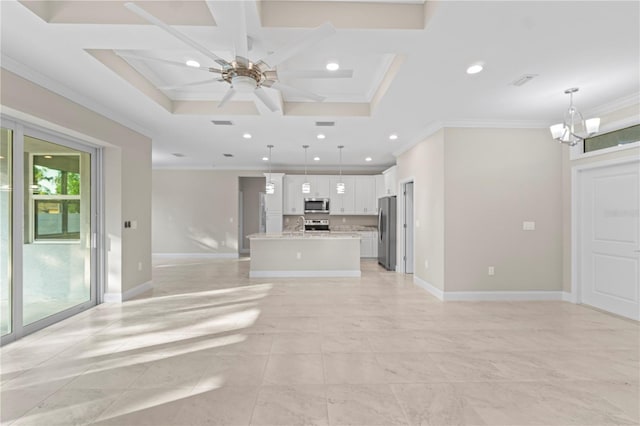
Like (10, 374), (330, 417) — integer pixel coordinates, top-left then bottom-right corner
(378, 196), (397, 270)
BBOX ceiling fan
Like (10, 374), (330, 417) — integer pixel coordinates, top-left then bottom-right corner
(122, 2), (352, 112)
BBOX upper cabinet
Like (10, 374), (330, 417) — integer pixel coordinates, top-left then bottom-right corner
(283, 175), (305, 215)
(329, 176), (356, 214)
(264, 173), (284, 214)
(285, 174), (378, 216)
(307, 175), (331, 198)
(354, 176), (376, 214)
(381, 165), (397, 197)
(284, 175), (332, 214)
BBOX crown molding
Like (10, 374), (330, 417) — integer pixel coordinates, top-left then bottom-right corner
(392, 120), (443, 157)
(443, 119), (548, 129)
(584, 92), (640, 118)
(1, 54), (152, 139)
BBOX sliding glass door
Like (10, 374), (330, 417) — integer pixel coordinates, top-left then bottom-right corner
(0, 120), (98, 343)
(23, 135), (93, 326)
(1, 128), (12, 337)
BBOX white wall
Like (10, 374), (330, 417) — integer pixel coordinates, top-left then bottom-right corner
(443, 127), (563, 292)
(396, 129), (445, 290)
(152, 170), (263, 255)
(397, 126), (565, 294)
(1, 68), (152, 298)
(239, 176), (264, 251)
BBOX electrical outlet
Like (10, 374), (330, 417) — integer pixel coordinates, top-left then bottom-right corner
(296, 252), (302, 260)
(488, 266), (495, 276)
(138, 262), (142, 271)
(131, 220), (137, 230)
(424, 259), (429, 269)
(342, 217), (346, 223)
(522, 221), (536, 231)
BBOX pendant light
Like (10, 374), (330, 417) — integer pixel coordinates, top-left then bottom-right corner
(549, 88), (600, 146)
(265, 145), (275, 194)
(336, 145), (345, 194)
(302, 145), (311, 194)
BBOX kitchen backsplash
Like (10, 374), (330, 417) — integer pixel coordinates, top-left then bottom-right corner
(283, 214), (377, 229)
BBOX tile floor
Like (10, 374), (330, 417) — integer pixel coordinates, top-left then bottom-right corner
(1, 257), (639, 425)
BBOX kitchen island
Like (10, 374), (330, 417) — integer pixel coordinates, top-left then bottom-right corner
(247, 232), (361, 278)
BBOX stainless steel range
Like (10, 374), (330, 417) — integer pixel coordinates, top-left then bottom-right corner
(304, 219), (330, 232)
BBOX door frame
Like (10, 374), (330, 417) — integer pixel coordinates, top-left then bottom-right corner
(571, 156), (640, 311)
(1, 117), (101, 344)
(397, 176), (416, 274)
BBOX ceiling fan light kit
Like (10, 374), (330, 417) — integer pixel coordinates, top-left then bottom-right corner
(123, 2), (353, 113)
(549, 87), (600, 146)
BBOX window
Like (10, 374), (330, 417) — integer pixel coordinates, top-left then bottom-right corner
(31, 154), (81, 240)
(584, 124), (640, 153)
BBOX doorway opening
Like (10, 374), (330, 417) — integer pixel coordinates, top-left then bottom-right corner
(402, 180), (415, 274)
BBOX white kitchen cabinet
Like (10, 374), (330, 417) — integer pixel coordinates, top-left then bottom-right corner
(354, 176), (377, 215)
(329, 176), (355, 214)
(307, 175), (331, 198)
(264, 173), (284, 233)
(382, 166), (397, 196)
(265, 213), (283, 233)
(283, 175), (305, 215)
(375, 174), (385, 200)
(359, 231), (379, 258)
(264, 173), (284, 214)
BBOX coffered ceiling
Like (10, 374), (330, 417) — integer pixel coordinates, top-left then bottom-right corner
(1, 1), (638, 171)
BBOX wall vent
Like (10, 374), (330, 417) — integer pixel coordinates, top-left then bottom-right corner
(223, 153), (234, 157)
(172, 153), (185, 157)
(315, 121), (335, 127)
(212, 120), (234, 126)
(511, 74), (538, 87)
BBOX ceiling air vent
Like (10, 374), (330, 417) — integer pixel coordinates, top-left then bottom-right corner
(315, 121), (335, 127)
(223, 153), (234, 158)
(172, 153), (185, 157)
(511, 74), (538, 87)
(211, 120), (234, 126)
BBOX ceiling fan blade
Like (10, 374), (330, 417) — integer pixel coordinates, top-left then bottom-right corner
(254, 87), (279, 112)
(117, 53), (222, 73)
(259, 22), (335, 68)
(218, 87), (236, 108)
(124, 2), (229, 67)
(270, 81), (325, 102)
(159, 78), (223, 90)
(278, 69), (353, 79)
(209, 1), (249, 66)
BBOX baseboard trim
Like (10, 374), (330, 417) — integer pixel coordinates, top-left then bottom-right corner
(104, 280), (153, 303)
(443, 290), (566, 302)
(562, 291), (575, 303)
(249, 270), (361, 278)
(413, 276), (444, 300)
(152, 253), (239, 259)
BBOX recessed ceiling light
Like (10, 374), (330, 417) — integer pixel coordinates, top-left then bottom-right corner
(365, 157), (372, 162)
(43, 155), (53, 159)
(186, 59), (200, 68)
(326, 62), (340, 71)
(243, 133), (252, 139)
(317, 134), (326, 140)
(389, 134), (398, 140)
(262, 156), (269, 161)
(313, 156), (320, 161)
(466, 63), (484, 74)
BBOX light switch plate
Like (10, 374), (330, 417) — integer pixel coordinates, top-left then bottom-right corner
(522, 221), (535, 231)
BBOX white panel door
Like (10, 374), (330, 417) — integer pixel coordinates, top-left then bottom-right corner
(579, 160), (639, 320)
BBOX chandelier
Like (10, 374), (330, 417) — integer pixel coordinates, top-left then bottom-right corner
(549, 88), (600, 146)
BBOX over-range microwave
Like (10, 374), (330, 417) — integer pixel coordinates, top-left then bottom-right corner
(304, 198), (330, 213)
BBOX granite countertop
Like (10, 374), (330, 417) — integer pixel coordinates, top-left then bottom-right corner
(331, 225), (378, 232)
(281, 223), (378, 233)
(247, 232), (361, 240)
